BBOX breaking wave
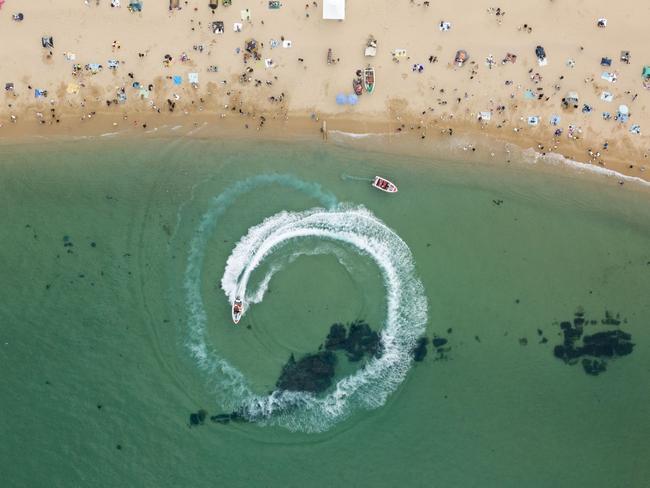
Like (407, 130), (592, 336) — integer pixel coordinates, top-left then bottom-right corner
(184, 174), (428, 432)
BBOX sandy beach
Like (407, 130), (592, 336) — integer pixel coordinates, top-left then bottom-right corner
(1, 0), (649, 183)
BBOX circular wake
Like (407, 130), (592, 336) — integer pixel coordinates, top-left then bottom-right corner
(185, 174), (428, 432)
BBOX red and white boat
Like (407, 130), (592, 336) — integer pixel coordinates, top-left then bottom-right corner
(231, 297), (243, 325)
(372, 176), (398, 193)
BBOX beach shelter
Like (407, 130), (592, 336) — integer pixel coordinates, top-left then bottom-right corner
(66, 82), (80, 94)
(642, 66), (650, 79)
(323, 0), (345, 20)
(173, 75), (182, 85)
(41, 36), (54, 48)
(562, 91), (579, 108)
(128, 1), (143, 12)
(188, 73), (199, 85)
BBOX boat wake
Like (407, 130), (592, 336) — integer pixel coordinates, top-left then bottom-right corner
(184, 174), (428, 432)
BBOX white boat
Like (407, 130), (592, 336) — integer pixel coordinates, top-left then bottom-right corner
(231, 297), (243, 324)
(372, 176), (398, 193)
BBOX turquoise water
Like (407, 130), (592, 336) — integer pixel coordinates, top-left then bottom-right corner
(0, 137), (649, 486)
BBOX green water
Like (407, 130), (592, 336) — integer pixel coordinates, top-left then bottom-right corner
(1, 137), (649, 487)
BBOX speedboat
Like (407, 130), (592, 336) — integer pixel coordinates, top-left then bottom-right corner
(231, 297), (243, 324)
(372, 176), (398, 193)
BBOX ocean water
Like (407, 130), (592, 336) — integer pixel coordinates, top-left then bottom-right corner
(0, 137), (649, 487)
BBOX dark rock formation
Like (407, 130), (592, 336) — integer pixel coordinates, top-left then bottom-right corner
(276, 351), (337, 393)
(582, 358), (607, 376)
(432, 337), (448, 348)
(553, 308), (634, 375)
(189, 409), (208, 426)
(412, 337), (428, 361)
(324, 323), (347, 350)
(324, 320), (382, 361)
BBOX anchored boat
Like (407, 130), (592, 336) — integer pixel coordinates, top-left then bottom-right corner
(372, 176), (398, 193)
(363, 67), (375, 93)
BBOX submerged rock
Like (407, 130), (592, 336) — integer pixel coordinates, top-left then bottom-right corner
(553, 309), (634, 375)
(432, 337), (448, 348)
(324, 320), (382, 361)
(210, 414), (231, 425)
(582, 358), (607, 376)
(189, 409), (208, 426)
(324, 323), (347, 350)
(412, 337), (428, 362)
(276, 351), (337, 393)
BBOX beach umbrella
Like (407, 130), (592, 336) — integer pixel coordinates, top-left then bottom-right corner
(347, 94), (358, 105)
(550, 115), (561, 126)
(336, 93), (347, 105)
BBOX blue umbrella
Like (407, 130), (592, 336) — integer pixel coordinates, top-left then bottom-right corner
(336, 93), (347, 105)
(347, 93), (358, 105)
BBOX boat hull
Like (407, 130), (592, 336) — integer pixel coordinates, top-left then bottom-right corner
(372, 176), (398, 193)
(232, 298), (243, 324)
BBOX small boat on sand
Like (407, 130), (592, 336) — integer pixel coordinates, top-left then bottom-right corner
(372, 176), (398, 193)
(363, 67), (375, 93)
(353, 78), (363, 95)
(232, 297), (243, 324)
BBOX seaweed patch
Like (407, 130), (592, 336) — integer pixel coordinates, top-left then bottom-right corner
(552, 308), (634, 376)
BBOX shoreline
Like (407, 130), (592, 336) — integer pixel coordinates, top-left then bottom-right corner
(1, 110), (648, 194)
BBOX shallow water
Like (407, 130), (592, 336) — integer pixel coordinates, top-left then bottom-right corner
(0, 137), (649, 487)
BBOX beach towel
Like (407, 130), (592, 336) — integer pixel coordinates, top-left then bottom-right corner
(478, 111), (491, 121)
(86, 63), (102, 73)
(282, 40), (292, 48)
(601, 71), (617, 83)
(241, 9), (251, 21)
(264, 58), (274, 68)
(527, 116), (540, 126)
(108, 59), (119, 69)
(600, 91), (613, 102)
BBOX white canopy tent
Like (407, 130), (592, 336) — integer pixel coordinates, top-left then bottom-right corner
(323, 0), (345, 20)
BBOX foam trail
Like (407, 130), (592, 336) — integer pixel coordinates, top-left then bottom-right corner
(341, 174), (374, 182)
(184, 175), (427, 432)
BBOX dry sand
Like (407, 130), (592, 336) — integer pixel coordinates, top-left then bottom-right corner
(1, 0), (649, 183)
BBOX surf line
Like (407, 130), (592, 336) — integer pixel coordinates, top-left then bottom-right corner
(184, 174), (428, 432)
